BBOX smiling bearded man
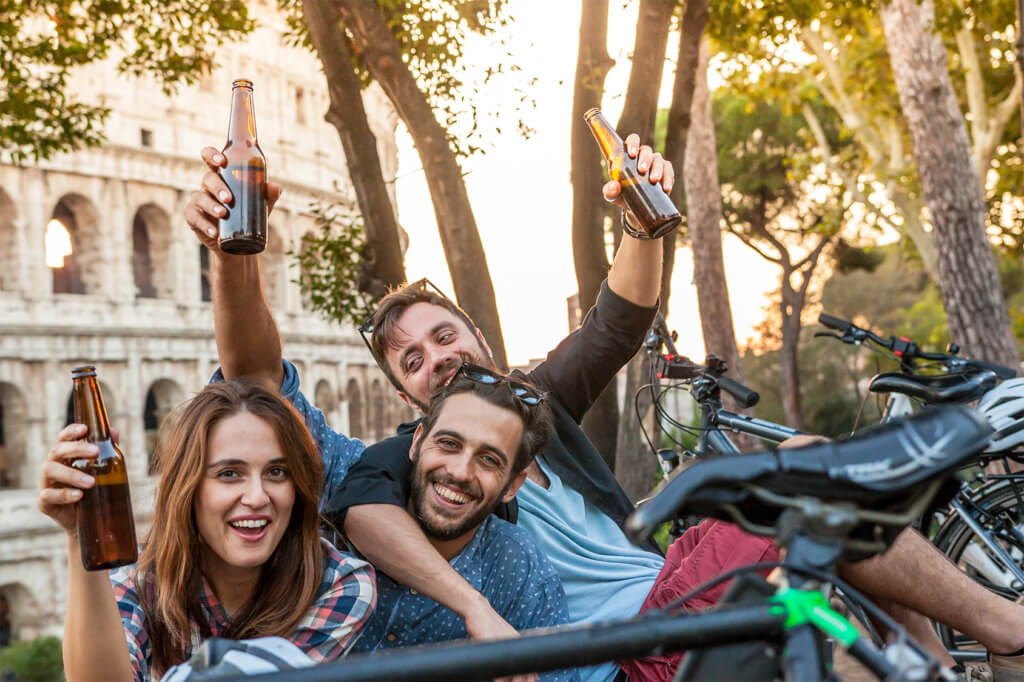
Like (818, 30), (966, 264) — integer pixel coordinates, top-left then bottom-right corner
(341, 367), (579, 682)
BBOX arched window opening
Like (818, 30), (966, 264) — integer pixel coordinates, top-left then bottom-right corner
(132, 204), (173, 299)
(346, 379), (364, 441)
(0, 384), (26, 490)
(143, 379), (184, 475)
(48, 217), (80, 294)
(370, 379), (385, 443)
(49, 195), (99, 295)
(132, 216), (156, 298)
(314, 380), (337, 430)
(144, 388), (158, 474)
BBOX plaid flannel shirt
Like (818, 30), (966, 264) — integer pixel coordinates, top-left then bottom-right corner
(110, 540), (376, 681)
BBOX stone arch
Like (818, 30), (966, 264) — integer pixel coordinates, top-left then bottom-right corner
(0, 382), (27, 489)
(0, 188), (17, 292)
(143, 379), (185, 474)
(345, 378), (364, 441)
(314, 379), (337, 429)
(49, 193), (100, 295)
(132, 203), (174, 299)
(369, 378), (386, 442)
(0, 583), (38, 644)
(263, 225), (287, 310)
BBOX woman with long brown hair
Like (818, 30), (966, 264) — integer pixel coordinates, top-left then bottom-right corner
(38, 380), (376, 681)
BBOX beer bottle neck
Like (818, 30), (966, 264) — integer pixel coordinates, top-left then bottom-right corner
(226, 86), (259, 144)
(72, 376), (112, 442)
(584, 110), (624, 160)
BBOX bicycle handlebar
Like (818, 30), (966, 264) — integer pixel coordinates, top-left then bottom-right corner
(816, 312), (1017, 378)
(718, 375), (760, 408)
(818, 312), (853, 332)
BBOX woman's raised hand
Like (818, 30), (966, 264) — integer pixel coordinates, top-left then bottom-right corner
(38, 424), (98, 535)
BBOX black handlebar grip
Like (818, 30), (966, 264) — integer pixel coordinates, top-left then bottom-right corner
(624, 468), (694, 544)
(718, 376), (760, 408)
(964, 358), (1018, 379)
(818, 313), (853, 332)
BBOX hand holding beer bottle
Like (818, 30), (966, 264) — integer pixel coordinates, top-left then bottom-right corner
(185, 80), (282, 254)
(38, 367), (137, 570)
(587, 109), (680, 239)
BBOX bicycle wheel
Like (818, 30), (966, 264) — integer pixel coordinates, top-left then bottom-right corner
(932, 481), (1024, 654)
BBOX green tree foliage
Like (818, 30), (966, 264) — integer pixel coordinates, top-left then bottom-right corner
(288, 202), (376, 327)
(713, 89), (854, 429)
(707, 0), (1021, 278)
(0, 0), (255, 164)
(0, 635), (64, 682)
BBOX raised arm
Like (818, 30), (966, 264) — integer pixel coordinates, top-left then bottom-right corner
(39, 425), (134, 682)
(184, 147), (284, 390)
(528, 135), (672, 420)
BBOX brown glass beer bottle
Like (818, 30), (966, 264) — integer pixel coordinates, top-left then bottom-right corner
(218, 78), (268, 255)
(584, 108), (681, 239)
(70, 366), (138, 571)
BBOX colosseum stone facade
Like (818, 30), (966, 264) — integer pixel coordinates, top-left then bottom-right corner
(0, 1), (412, 643)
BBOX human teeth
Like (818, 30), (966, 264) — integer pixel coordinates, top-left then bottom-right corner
(434, 484), (468, 504)
(230, 519), (268, 529)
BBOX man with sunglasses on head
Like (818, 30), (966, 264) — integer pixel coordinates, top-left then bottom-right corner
(342, 366), (577, 680)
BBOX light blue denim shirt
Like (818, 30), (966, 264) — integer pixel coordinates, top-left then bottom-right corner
(210, 360), (365, 508)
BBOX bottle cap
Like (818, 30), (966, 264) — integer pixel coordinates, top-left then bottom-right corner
(71, 365), (96, 378)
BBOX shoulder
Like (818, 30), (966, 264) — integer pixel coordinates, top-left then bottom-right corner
(363, 432), (416, 458)
(109, 564), (142, 603)
(313, 541), (377, 619)
(321, 540), (374, 585)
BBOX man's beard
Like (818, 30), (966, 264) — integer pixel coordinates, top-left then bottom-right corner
(408, 441), (508, 541)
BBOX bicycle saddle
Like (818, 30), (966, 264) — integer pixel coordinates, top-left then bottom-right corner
(626, 406), (993, 558)
(867, 370), (997, 404)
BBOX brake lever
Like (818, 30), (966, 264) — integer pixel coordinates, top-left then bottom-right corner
(814, 331), (842, 340)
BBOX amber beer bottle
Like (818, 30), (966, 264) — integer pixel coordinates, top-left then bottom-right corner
(218, 79), (268, 254)
(584, 108), (681, 239)
(70, 366), (138, 571)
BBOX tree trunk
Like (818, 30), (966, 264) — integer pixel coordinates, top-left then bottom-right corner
(881, 0), (1018, 368)
(615, 0), (675, 145)
(778, 278), (806, 431)
(662, 0), (709, 307)
(613, 0), (677, 502)
(685, 38), (747, 397)
(571, 0), (618, 468)
(302, 0), (405, 299)
(334, 0), (509, 370)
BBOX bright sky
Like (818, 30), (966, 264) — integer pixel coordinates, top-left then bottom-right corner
(394, 0), (779, 366)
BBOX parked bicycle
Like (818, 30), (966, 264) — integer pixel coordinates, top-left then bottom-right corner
(816, 313), (1024, 660)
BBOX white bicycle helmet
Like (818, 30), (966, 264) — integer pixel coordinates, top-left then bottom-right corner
(977, 377), (1024, 453)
